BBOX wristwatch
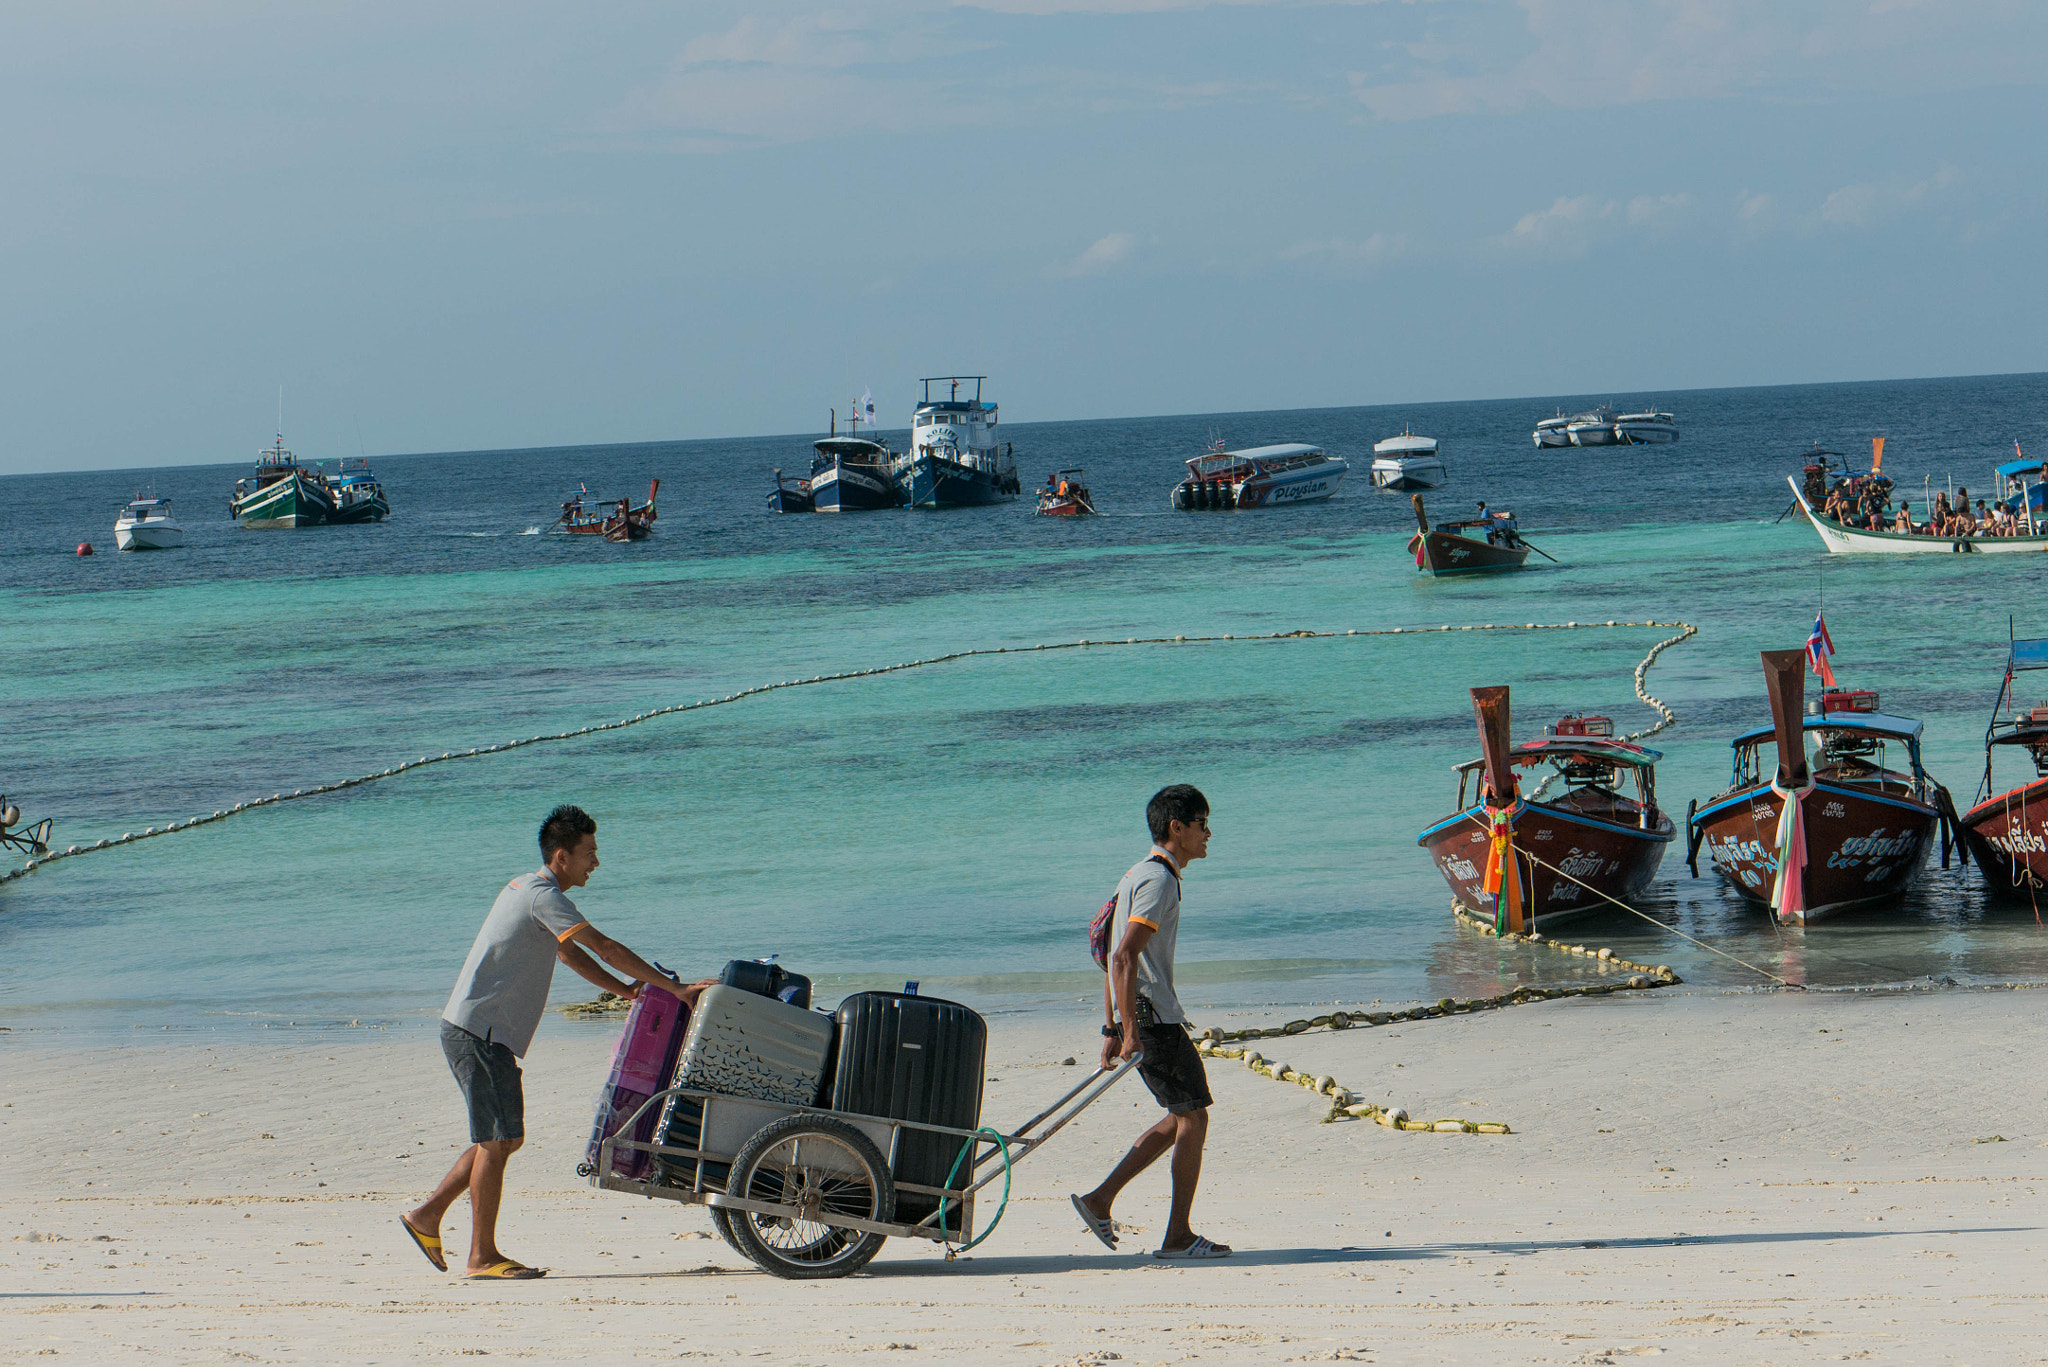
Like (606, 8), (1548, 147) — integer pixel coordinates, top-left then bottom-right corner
(1101, 1024), (1121, 1037)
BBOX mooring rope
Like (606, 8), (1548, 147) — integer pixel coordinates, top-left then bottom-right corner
(1, 618), (1696, 885)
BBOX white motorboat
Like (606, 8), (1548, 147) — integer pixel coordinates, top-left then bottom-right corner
(1533, 414), (1572, 448)
(1369, 431), (1446, 490)
(114, 496), (184, 550)
(1565, 408), (1619, 446)
(1613, 410), (1679, 444)
(1171, 443), (1347, 509)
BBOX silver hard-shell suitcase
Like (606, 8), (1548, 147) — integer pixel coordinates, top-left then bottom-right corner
(655, 985), (836, 1188)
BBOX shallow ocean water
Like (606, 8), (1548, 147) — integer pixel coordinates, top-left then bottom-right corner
(5, 371), (2048, 1036)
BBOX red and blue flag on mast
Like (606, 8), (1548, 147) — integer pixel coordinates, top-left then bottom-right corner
(1807, 613), (1837, 688)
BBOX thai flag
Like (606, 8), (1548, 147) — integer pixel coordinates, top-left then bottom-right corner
(1807, 612), (1837, 688)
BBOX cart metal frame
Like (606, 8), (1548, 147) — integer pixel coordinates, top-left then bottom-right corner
(589, 1054), (1141, 1260)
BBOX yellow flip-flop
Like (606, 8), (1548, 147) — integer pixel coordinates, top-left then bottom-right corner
(399, 1216), (447, 1272)
(468, 1260), (546, 1280)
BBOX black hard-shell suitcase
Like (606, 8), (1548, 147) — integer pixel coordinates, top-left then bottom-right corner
(828, 991), (987, 1223)
(719, 958), (813, 1009)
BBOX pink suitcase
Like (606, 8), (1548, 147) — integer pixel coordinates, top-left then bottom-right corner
(585, 981), (692, 1180)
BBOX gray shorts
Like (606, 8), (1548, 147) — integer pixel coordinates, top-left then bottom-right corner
(441, 1020), (525, 1143)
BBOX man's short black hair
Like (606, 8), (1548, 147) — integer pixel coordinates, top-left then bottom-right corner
(539, 804), (597, 861)
(1147, 784), (1209, 844)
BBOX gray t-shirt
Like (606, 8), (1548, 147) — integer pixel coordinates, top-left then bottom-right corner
(1116, 850), (1185, 1025)
(442, 870), (591, 1058)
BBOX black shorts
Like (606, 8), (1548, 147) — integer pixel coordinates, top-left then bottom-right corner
(442, 1021), (525, 1143)
(1135, 1022), (1212, 1115)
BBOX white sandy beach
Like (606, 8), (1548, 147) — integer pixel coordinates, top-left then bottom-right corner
(7, 987), (2047, 1365)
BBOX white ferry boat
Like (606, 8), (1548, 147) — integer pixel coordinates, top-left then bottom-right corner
(1369, 431), (1445, 490)
(114, 495), (184, 550)
(1533, 413), (1572, 448)
(901, 376), (1019, 507)
(1171, 442), (1348, 509)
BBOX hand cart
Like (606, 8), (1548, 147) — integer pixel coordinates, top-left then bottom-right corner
(579, 1054), (1142, 1279)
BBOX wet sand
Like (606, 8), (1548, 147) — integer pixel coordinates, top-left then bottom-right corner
(6, 987), (2046, 1363)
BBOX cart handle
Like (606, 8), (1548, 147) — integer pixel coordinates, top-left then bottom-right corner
(955, 1054), (1143, 1201)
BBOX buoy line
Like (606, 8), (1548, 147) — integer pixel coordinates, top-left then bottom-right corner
(1, 619), (1697, 886)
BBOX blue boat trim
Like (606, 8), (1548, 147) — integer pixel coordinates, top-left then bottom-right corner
(1417, 802), (1675, 847)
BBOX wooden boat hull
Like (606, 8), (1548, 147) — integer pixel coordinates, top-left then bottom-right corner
(233, 472), (331, 529)
(1419, 801), (1672, 932)
(1787, 476), (2048, 555)
(1036, 498), (1089, 515)
(1689, 780), (1937, 922)
(1959, 777), (2048, 896)
(1409, 529), (1530, 576)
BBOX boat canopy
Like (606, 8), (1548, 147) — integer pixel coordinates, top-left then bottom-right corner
(815, 436), (890, 456)
(1185, 442), (1322, 475)
(1730, 712), (1924, 745)
(1454, 738), (1662, 772)
(1997, 459), (2046, 479)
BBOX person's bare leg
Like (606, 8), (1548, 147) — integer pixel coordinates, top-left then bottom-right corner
(465, 1138), (523, 1271)
(407, 1144), (480, 1240)
(1160, 1108), (1224, 1253)
(1078, 1113), (1178, 1223)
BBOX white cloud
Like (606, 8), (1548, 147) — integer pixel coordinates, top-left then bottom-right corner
(1817, 167), (1960, 229)
(1497, 190), (1693, 256)
(1049, 232), (1139, 277)
(1279, 233), (1406, 270)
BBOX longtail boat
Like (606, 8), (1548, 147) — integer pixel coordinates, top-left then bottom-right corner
(1418, 690), (1674, 934)
(1686, 652), (1952, 923)
(560, 480), (659, 542)
(1958, 631), (2048, 896)
(1408, 495), (1533, 576)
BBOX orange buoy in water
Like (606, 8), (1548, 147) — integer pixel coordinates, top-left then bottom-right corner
(76, 542), (94, 556)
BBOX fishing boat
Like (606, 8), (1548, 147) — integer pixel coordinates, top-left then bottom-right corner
(1957, 631), (2048, 896)
(559, 480), (659, 542)
(326, 456), (390, 523)
(1035, 469), (1094, 516)
(767, 469), (814, 514)
(1686, 652), (1951, 924)
(1169, 443), (1346, 510)
(1565, 407), (1619, 447)
(231, 434), (336, 529)
(809, 434), (903, 513)
(1613, 410), (1679, 444)
(114, 496), (184, 550)
(901, 377), (1019, 507)
(1533, 413), (1572, 448)
(1418, 693), (1673, 934)
(1407, 495), (1533, 575)
(1368, 432), (1445, 490)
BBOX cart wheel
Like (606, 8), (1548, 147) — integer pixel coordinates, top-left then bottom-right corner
(708, 1206), (744, 1255)
(721, 1115), (894, 1280)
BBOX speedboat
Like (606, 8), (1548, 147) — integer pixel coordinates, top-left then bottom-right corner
(1613, 411), (1679, 444)
(1686, 653), (1948, 924)
(1369, 432), (1445, 490)
(1565, 408), (1619, 446)
(1418, 695), (1673, 935)
(1533, 413), (1572, 448)
(900, 376), (1020, 507)
(114, 496), (183, 550)
(1170, 443), (1346, 509)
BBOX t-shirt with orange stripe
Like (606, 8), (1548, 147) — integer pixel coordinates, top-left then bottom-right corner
(1117, 846), (1185, 1025)
(442, 869), (591, 1057)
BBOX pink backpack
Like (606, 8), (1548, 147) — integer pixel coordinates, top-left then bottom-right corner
(1089, 855), (1173, 970)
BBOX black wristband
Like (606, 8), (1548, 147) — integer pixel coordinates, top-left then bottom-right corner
(1101, 1024), (1121, 1037)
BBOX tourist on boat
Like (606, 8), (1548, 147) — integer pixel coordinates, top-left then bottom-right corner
(1893, 504), (1914, 534)
(405, 804), (712, 1280)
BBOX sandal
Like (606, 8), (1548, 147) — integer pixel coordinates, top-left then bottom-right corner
(1154, 1235), (1232, 1260)
(467, 1260), (547, 1279)
(1070, 1194), (1118, 1250)
(399, 1216), (447, 1273)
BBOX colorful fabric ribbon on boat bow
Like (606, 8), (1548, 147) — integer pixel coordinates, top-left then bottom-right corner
(1768, 775), (1817, 923)
(1481, 798), (1527, 934)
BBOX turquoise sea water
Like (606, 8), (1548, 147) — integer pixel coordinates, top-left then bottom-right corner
(5, 372), (2048, 1035)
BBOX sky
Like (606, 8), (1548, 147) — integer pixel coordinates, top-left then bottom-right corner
(3, 0), (2045, 474)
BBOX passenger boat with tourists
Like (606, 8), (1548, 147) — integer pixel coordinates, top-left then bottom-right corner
(1686, 650), (1953, 924)
(1369, 432), (1445, 490)
(114, 495), (184, 550)
(1957, 630), (2048, 896)
(1407, 495), (1535, 575)
(1169, 441), (1346, 509)
(901, 377), (1019, 507)
(1788, 459), (2048, 554)
(231, 433), (337, 529)
(1418, 694), (1674, 934)
(559, 480), (659, 542)
(1035, 469), (1094, 516)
